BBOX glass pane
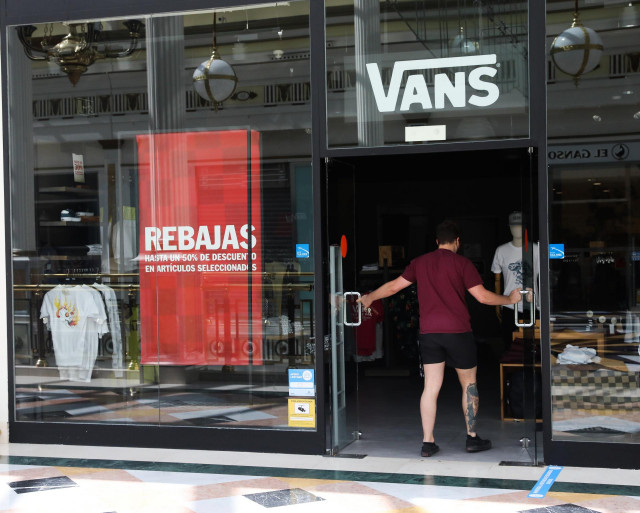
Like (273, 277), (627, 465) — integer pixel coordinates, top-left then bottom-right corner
(547, 1), (640, 444)
(10, 1), (315, 431)
(10, 17), (156, 423)
(326, 0), (530, 148)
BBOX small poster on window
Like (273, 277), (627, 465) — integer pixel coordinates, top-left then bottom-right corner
(288, 369), (315, 396)
(288, 398), (316, 428)
(72, 153), (85, 183)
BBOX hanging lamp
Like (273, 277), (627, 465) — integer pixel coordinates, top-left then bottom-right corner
(17, 20), (143, 86)
(550, 0), (604, 85)
(192, 14), (238, 108)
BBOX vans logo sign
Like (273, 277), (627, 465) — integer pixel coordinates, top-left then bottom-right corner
(366, 54), (500, 113)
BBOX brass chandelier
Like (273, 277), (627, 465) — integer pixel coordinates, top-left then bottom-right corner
(17, 20), (144, 85)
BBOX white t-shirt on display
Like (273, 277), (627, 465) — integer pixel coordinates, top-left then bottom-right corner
(40, 285), (108, 382)
(491, 241), (540, 312)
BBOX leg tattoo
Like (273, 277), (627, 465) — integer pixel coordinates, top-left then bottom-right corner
(465, 383), (479, 433)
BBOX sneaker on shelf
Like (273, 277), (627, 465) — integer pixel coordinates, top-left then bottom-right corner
(421, 442), (440, 457)
(466, 434), (491, 452)
(60, 209), (80, 222)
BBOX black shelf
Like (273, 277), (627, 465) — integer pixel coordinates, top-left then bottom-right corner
(40, 221), (100, 227)
(38, 186), (98, 194)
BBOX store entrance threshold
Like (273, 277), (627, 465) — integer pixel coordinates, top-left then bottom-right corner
(338, 349), (542, 464)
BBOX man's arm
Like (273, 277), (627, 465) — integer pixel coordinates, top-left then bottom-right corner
(494, 272), (503, 320)
(468, 284), (523, 306)
(358, 276), (412, 308)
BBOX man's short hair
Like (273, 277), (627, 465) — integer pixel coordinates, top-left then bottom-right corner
(436, 220), (460, 244)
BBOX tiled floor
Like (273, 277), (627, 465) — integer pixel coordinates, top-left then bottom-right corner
(5, 343), (640, 511)
(1, 443), (639, 513)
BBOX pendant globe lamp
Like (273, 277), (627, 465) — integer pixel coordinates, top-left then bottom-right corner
(192, 14), (238, 109)
(550, 0), (604, 85)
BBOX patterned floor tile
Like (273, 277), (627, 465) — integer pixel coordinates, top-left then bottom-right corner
(1, 483), (105, 513)
(363, 481), (513, 501)
(0, 466), (64, 482)
(577, 494), (640, 513)
(468, 490), (568, 511)
(189, 476), (293, 501)
(244, 487), (325, 508)
(8, 475), (77, 494)
(188, 494), (274, 513)
(68, 477), (194, 513)
(518, 505), (601, 513)
(0, 456), (637, 513)
(312, 481), (417, 512)
(278, 477), (346, 490)
(66, 468), (143, 483)
(126, 469), (253, 486)
(546, 491), (613, 503)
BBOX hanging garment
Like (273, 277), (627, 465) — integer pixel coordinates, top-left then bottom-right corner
(40, 285), (108, 382)
(92, 282), (124, 373)
(355, 298), (384, 357)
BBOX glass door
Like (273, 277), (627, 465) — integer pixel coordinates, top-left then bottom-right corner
(515, 147), (540, 464)
(326, 158), (359, 454)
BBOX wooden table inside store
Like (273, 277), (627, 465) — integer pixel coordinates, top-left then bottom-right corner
(549, 321), (640, 425)
(500, 319), (640, 421)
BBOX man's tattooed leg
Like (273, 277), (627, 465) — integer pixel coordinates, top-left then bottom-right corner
(465, 383), (479, 433)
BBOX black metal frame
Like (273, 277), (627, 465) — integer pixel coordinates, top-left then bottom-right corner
(2, 0), (639, 468)
(3, 0), (327, 456)
(531, 1), (639, 471)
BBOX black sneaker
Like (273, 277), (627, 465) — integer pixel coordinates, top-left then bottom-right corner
(466, 434), (491, 452)
(421, 442), (440, 457)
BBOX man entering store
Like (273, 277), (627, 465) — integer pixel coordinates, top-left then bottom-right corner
(358, 220), (522, 457)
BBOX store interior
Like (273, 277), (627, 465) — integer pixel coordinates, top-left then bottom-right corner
(326, 147), (543, 463)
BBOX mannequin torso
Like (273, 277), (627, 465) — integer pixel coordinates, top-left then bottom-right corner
(493, 224), (523, 319)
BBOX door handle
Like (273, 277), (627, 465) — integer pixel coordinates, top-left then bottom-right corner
(343, 292), (362, 327)
(514, 290), (535, 328)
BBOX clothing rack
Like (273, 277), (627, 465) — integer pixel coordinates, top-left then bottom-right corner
(14, 276), (139, 368)
(13, 271), (314, 368)
(14, 283), (139, 291)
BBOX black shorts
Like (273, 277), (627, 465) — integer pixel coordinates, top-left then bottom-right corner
(419, 332), (477, 369)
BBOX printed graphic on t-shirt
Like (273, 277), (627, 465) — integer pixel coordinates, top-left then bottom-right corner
(507, 259), (534, 287)
(54, 297), (79, 327)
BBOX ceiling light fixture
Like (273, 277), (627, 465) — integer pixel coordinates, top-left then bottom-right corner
(192, 13), (238, 109)
(550, 0), (603, 85)
(17, 20), (143, 85)
(620, 2), (638, 28)
(449, 26), (478, 55)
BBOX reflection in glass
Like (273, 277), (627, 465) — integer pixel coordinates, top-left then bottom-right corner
(547, 0), (640, 444)
(10, 2), (314, 431)
(326, 0), (530, 148)
(549, 164), (640, 443)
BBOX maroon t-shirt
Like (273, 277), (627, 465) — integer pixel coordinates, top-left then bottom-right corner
(401, 248), (483, 334)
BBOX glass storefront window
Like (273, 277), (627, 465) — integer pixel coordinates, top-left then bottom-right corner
(547, 1), (640, 443)
(326, 0), (530, 148)
(10, 2), (315, 431)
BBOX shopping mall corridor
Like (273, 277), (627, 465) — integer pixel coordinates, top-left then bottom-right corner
(0, 443), (638, 512)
